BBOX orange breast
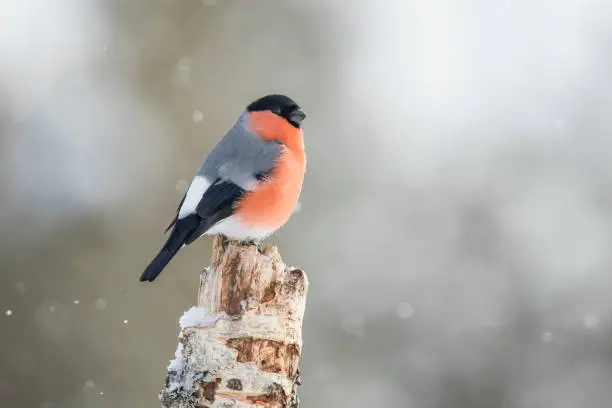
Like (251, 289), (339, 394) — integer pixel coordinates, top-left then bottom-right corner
(236, 146), (306, 229)
(247, 110), (304, 152)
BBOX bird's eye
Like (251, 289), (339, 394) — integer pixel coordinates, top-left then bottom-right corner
(271, 107), (282, 115)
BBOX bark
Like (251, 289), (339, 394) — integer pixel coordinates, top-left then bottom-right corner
(160, 236), (309, 408)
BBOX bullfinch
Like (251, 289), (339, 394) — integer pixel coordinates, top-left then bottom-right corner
(140, 94), (307, 282)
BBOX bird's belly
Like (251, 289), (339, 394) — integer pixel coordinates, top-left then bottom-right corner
(204, 216), (276, 240)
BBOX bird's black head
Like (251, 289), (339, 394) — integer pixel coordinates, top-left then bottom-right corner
(247, 94), (306, 128)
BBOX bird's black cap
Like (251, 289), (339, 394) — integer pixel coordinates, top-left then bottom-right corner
(247, 94), (306, 128)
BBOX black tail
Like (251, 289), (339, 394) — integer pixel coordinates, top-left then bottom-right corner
(140, 215), (199, 282)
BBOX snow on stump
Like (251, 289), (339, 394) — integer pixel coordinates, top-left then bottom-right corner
(160, 236), (309, 408)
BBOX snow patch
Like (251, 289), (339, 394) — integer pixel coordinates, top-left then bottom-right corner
(240, 298), (254, 312)
(166, 307), (229, 392)
(179, 307), (226, 330)
(168, 342), (185, 372)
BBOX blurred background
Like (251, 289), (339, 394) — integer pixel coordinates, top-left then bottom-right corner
(2, 0), (612, 407)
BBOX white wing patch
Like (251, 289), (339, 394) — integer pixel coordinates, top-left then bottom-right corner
(178, 175), (211, 219)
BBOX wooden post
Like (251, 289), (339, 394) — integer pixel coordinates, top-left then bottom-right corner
(159, 236), (309, 408)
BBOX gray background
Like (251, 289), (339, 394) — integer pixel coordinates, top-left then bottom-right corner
(2, 1), (612, 407)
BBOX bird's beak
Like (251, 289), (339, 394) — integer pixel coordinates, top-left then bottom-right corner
(288, 108), (307, 127)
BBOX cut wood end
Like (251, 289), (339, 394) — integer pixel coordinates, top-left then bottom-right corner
(162, 235), (308, 408)
(200, 236), (308, 316)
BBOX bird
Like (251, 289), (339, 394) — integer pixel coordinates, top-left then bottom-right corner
(140, 94), (307, 282)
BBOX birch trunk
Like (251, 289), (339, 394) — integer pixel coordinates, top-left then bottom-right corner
(159, 236), (308, 408)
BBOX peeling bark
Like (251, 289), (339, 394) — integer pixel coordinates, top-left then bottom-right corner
(159, 236), (308, 408)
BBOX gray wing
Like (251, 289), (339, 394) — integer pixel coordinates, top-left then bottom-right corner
(198, 112), (281, 189)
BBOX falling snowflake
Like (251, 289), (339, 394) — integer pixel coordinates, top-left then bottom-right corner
(395, 302), (415, 320)
(5, 310), (12, 316)
(341, 314), (365, 338)
(174, 57), (192, 86)
(34, 301), (70, 340)
(176, 180), (189, 194)
(293, 201), (303, 214)
(584, 315), (600, 329)
(95, 298), (107, 310)
(192, 109), (204, 123)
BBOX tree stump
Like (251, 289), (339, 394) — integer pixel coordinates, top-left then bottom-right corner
(159, 236), (309, 408)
